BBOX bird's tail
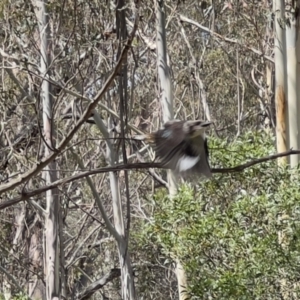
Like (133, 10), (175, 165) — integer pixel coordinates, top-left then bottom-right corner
(197, 159), (212, 178)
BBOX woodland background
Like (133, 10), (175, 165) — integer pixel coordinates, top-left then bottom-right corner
(1, 0), (300, 299)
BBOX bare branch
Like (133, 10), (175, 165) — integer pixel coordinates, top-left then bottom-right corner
(77, 268), (121, 300)
(1, 149), (299, 210)
(179, 14), (274, 63)
(0, 17), (139, 195)
(70, 150), (121, 244)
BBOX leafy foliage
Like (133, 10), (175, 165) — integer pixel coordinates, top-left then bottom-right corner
(141, 131), (300, 299)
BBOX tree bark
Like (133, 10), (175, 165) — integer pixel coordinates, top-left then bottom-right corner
(274, 0), (288, 165)
(156, 1), (188, 300)
(155, 0), (177, 197)
(285, 0), (300, 167)
(33, 0), (60, 298)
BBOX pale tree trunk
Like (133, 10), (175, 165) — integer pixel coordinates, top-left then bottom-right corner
(115, 1), (136, 299)
(155, 0), (177, 197)
(155, 1), (187, 300)
(70, 1), (139, 296)
(297, 8), (300, 149)
(274, 1), (288, 297)
(274, 0), (288, 165)
(285, 0), (300, 167)
(33, 0), (60, 299)
(104, 117), (135, 300)
(156, 0), (173, 121)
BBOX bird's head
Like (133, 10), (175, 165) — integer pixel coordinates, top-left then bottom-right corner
(183, 120), (212, 138)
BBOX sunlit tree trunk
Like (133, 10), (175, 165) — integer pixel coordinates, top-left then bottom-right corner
(285, 0), (300, 167)
(155, 0), (177, 197)
(274, 0), (288, 165)
(297, 9), (300, 149)
(155, 1), (187, 299)
(274, 2), (288, 298)
(33, 0), (60, 298)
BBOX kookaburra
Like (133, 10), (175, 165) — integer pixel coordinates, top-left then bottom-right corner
(138, 120), (212, 178)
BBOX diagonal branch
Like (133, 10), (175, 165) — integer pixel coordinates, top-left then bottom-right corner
(0, 16), (139, 195)
(71, 150), (121, 244)
(77, 268), (121, 300)
(0, 149), (299, 210)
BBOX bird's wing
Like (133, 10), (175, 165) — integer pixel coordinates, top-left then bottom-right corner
(150, 121), (187, 169)
(182, 137), (212, 178)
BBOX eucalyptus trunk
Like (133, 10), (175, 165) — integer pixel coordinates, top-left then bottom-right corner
(285, 0), (300, 167)
(274, 0), (288, 165)
(156, 1), (188, 299)
(155, 0), (177, 196)
(105, 1), (136, 299)
(33, 0), (60, 298)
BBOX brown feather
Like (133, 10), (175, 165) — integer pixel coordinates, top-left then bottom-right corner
(145, 120), (212, 178)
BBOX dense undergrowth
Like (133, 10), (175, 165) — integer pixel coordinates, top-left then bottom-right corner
(136, 131), (300, 299)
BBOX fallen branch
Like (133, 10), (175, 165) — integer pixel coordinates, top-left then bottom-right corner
(0, 149), (299, 210)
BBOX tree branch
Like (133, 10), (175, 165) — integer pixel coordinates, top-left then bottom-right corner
(179, 14), (274, 63)
(0, 149), (299, 210)
(0, 17), (139, 195)
(76, 268), (121, 300)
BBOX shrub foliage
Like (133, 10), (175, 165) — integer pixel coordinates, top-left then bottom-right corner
(141, 131), (300, 299)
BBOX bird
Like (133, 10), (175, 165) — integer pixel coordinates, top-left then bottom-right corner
(137, 120), (212, 178)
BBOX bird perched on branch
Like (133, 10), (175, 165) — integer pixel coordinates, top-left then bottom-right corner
(136, 120), (212, 178)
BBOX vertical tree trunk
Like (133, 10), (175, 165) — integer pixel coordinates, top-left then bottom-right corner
(285, 0), (300, 167)
(156, 1), (173, 122)
(115, 2), (136, 299)
(155, 1), (187, 300)
(295, 0), (300, 152)
(96, 3), (137, 299)
(33, 0), (60, 298)
(155, 0), (177, 197)
(274, 0), (288, 165)
(106, 130), (136, 300)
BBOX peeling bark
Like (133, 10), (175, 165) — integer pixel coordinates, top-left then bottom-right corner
(274, 0), (288, 165)
(275, 86), (287, 158)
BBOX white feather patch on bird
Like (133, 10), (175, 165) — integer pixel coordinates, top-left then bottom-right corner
(176, 155), (200, 172)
